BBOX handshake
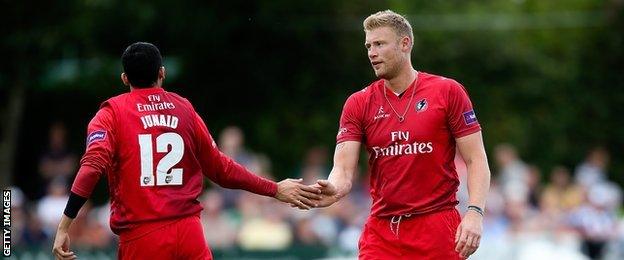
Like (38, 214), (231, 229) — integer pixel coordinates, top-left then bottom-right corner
(273, 178), (340, 210)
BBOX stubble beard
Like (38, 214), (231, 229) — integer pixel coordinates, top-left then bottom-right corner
(375, 62), (398, 80)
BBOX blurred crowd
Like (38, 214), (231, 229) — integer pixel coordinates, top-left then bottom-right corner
(10, 122), (624, 259)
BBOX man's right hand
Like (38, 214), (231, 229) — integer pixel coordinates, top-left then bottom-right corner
(52, 227), (76, 260)
(275, 178), (322, 210)
(312, 179), (340, 208)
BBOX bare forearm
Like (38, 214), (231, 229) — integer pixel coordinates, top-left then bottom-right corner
(57, 214), (74, 232)
(324, 141), (361, 201)
(466, 158), (490, 209)
(327, 167), (354, 198)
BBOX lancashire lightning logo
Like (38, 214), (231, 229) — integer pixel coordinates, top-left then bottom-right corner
(415, 98), (428, 113)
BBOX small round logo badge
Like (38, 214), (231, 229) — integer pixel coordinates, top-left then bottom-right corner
(415, 98), (428, 112)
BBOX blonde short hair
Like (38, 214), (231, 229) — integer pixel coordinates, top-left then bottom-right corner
(363, 10), (414, 44)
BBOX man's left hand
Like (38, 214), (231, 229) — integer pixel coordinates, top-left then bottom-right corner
(454, 210), (483, 258)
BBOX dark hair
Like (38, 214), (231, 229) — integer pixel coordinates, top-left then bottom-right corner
(121, 42), (163, 88)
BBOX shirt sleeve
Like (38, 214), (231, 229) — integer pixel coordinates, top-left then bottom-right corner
(193, 112), (277, 197)
(336, 93), (365, 143)
(446, 81), (481, 138)
(71, 103), (116, 197)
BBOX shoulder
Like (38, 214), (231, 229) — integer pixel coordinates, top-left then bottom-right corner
(101, 92), (128, 105)
(420, 72), (463, 90)
(166, 91), (194, 107)
(419, 72), (469, 99)
(344, 79), (382, 106)
(166, 90), (189, 102)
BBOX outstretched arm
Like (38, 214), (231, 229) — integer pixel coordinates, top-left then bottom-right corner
(314, 141), (361, 207)
(193, 113), (320, 209)
(454, 131), (491, 258)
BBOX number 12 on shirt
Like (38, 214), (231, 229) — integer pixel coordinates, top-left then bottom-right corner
(138, 132), (184, 186)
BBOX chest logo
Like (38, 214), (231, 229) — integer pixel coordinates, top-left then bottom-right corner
(415, 98), (428, 113)
(374, 106), (390, 121)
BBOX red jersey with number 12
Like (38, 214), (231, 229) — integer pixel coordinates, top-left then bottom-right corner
(72, 87), (276, 235)
(337, 72), (481, 217)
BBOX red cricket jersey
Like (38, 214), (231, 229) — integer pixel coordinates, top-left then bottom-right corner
(337, 72), (481, 218)
(71, 87), (277, 235)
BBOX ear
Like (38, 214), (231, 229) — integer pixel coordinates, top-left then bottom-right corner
(121, 73), (130, 86)
(159, 66), (166, 80)
(401, 36), (412, 52)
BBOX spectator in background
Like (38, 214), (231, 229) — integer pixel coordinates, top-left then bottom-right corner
(216, 126), (257, 208)
(36, 178), (69, 236)
(293, 216), (324, 246)
(237, 192), (293, 250)
(298, 146), (330, 179)
(570, 182), (621, 259)
(200, 190), (238, 249)
(526, 165), (542, 209)
(575, 147), (609, 189)
(38, 122), (77, 187)
(70, 202), (114, 250)
(219, 126), (254, 167)
(21, 212), (49, 247)
(541, 166), (584, 214)
(494, 143), (529, 203)
(246, 153), (275, 180)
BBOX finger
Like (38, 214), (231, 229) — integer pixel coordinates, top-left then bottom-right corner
(293, 198), (310, 210)
(297, 196), (318, 208)
(455, 229), (467, 252)
(63, 255), (78, 260)
(460, 235), (474, 257)
(298, 184), (322, 194)
(472, 235), (480, 248)
(299, 190), (322, 200)
(455, 225), (462, 243)
(290, 178), (303, 183)
(462, 246), (476, 259)
(54, 248), (76, 259)
(317, 179), (329, 187)
(474, 236), (481, 248)
(54, 247), (75, 257)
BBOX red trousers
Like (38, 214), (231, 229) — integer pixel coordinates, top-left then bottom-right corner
(359, 208), (462, 260)
(118, 215), (212, 260)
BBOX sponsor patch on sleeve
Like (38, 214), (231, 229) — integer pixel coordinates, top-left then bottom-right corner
(463, 110), (478, 125)
(86, 130), (107, 146)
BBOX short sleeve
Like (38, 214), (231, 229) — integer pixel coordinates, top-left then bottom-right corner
(336, 93), (365, 143)
(446, 82), (481, 138)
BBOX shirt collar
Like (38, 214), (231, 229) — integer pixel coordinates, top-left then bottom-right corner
(130, 86), (165, 94)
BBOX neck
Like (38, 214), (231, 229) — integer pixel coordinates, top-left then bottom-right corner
(130, 81), (162, 91)
(384, 64), (416, 94)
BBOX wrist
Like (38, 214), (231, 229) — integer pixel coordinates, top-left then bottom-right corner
(467, 205), (484, 217)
